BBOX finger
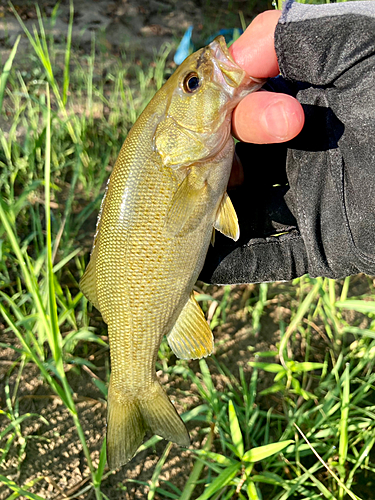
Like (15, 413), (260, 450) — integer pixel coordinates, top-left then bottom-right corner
(232, 91), (305, 144)
(229, 10), (281, 79)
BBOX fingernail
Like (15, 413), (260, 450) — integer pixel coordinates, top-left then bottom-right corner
(262, 100), (289, 141)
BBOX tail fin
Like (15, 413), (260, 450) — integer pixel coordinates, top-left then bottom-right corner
(107, 380), (190, 469)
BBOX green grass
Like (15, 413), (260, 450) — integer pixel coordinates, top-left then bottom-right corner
(1, 1), (375, 499)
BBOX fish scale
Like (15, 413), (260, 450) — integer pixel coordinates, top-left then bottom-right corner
(99, 163), (186, 388)
(80, 35), (264, 469)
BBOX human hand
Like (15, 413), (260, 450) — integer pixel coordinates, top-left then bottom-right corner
(230, 11), (304, 144)
(201, 2), (375, 285)
(201, 11), (306, 282)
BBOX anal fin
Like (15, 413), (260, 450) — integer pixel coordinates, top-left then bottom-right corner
(213, 192), (240, 241)
(167, 293), (214, 360)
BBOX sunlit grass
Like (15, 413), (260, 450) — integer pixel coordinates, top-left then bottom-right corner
(1, 1), (375, 499)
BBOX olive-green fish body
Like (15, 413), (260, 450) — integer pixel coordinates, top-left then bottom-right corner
(80, 36), (263, 469)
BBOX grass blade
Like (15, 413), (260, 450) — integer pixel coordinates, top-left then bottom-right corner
(44, 83), (61, 363)
(63, 0), (74, 105)
(180, 429), (214, 500)
(0, 35), (20, 111)
(0, 475), (45, 500)
(242, 440), (294, 463)
(195, 463), (241, 500)
(228, 399), (244, 458)
(279, 280), (322, 367)
(335, 299), (375, 314)
(338, 364), (350, 499)
(294, 423), (361, 500)
(148, 442), (173, 500)
(93, 438), (107, 487)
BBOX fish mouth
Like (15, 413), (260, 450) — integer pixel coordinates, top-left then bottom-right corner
(209, 35), (237, 67)
(207, 35), (264, 97)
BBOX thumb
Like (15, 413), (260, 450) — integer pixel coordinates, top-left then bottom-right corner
(232, 91), (305, 144)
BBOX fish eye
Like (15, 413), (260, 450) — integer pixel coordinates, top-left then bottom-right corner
(183, 72), (201, 93)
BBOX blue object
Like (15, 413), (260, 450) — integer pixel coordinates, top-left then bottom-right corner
(174, 26), (243, 66)
(174, 26), (194, 65)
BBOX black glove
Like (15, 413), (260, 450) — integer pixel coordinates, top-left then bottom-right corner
(200, 0), (375, 285)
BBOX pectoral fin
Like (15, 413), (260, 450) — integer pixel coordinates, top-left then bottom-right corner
(165, 173), (206, 236)
(213, 192), (240, 241)
(211, 228), (216, 246)
(167, 293), (214, 360)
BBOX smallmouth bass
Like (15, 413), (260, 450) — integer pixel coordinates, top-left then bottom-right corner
(80, 36), (263, 469)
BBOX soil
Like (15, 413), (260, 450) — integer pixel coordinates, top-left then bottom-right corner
(1, 1), (370, 499)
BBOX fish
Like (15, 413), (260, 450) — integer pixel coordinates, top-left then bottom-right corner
(79, 35), (264, 469)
